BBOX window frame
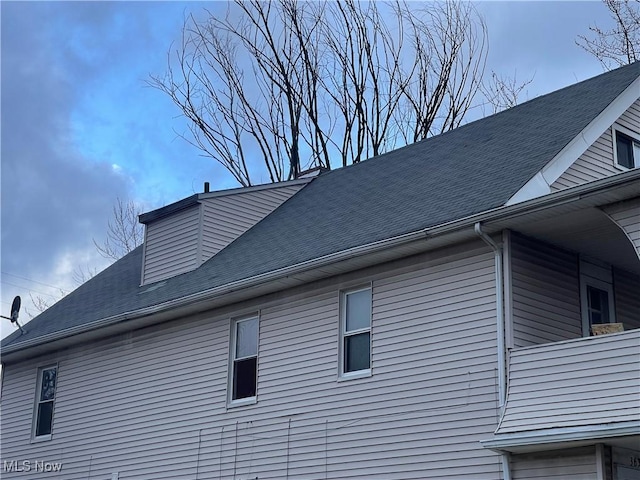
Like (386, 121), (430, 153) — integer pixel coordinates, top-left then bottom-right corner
(612, 125), (640, 170)
(338, 286), (372, 380)
(227, 315), (260, 408)
(580, 275), (616, 337)
(31, 364), (58, 442)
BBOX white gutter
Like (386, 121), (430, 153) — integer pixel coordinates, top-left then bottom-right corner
(4, 170), (640, 356)
(474, 223), (511, 480)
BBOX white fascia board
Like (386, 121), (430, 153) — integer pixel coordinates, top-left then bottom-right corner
(506, 75), (640, 206)
(505, 172), (551, 205)
(481, 421), (640, 453)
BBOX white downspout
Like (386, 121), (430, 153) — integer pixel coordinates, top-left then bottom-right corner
(474, 222), (511, 480)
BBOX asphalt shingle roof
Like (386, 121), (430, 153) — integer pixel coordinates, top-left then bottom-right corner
(3, 62), (639, 349)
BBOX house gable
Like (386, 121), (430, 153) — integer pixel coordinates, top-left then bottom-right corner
(552, 98), (640, 191)
(506, 75), (640, 205)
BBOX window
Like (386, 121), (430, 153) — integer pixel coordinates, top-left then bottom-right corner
(586, 285), (611, 325)
(33, 365), (57, 440)
(340, 287), (372, 377)
(580, 263), (616, 336)
(230, 316), (259, 403)
(614, 129), (640, 169)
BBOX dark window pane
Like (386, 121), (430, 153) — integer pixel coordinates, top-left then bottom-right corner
(36, 402), (53, 436)
(587, 286), (609, 325)
(587, 286), (602, 311)
(233, 357), (257, 400)
(345, 332), (370, 372)
(346, 289), (371, 331)
(40, 368), (56, 401)
(616, 133), (634, 168)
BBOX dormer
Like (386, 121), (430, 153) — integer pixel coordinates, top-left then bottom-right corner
(138, 178), (312, 285)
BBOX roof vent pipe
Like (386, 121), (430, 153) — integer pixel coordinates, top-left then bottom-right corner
(204, 182), (210, 193)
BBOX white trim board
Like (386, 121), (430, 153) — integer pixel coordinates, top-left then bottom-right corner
(507, 75), (640, 205)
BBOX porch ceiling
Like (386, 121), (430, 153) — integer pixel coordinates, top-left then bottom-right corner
(513, 206), (640, 276)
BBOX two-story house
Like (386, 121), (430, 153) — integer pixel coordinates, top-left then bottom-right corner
(2, 63), (639, 480)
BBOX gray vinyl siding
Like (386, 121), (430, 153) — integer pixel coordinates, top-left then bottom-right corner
(511, 446), (598, 480)
(200, 184), (303, 261)
(617, 97), (640, 132)
(498, 329), (640, 433)
(551, 98), (640, 191)
(510, 233), (581, 347)
(615, 267), (640, 330)
(1, 244), (503, 479)
(140, 185), (303, 285)
(141, 204), (200, 284)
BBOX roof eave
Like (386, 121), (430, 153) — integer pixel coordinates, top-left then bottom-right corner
(481, 421), (640, 454)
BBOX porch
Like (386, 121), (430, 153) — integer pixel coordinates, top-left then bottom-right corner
(485, 329), (640, 453)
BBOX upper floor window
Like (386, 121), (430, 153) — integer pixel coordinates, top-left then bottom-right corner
(614, 128), (640, 169)
(229, 316), (259, 404)
(340, 287), (372, 378)
(33, 365), (57, 440)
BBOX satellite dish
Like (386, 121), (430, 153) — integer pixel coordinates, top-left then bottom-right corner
(2, 295), (25, 334)
(10, 295), (21, 323)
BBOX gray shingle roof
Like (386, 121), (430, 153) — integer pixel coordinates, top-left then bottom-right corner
(3, 62), (639, 349)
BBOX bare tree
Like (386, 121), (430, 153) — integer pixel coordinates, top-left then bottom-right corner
(27, 199), (143, 316)
(94, 198), (144, 261)
(27, 289), (66, 316)
(150, 0), (493, 186)
(481, 70), (534, 115)
(27, 264), (100, 316)
(72, 265), (100, 285)
(577, 0), (640, 70)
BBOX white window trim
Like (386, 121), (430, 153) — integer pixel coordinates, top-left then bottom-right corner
(612, 124), (640, 171)
(31, 364), (58, 443)
(227, 315), (259, 408)
(338, 286), (372, 380)
(580, 275), (616, 337)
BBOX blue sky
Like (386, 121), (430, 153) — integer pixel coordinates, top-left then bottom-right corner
(0, 1), (613, 338)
